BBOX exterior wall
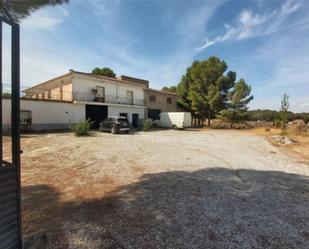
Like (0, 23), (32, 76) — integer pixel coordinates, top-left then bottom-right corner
(62, 83), (73, 101)
(24, 74), (73, 101)
(108, 105), (145, 124)
(72, 75), (145, 105)
(3, 98), (85, 131)
(145, 89), (177, 113)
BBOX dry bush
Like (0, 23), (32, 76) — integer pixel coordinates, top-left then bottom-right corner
(210, 119), (251, 130)
(288, 120), (309, 136)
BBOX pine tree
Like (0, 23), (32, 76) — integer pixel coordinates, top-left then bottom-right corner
(221, 79), (253, 128)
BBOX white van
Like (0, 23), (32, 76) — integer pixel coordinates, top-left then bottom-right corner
(153, 112), (191, 129)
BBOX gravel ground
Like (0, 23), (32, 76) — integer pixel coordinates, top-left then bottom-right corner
(17, 129), (309, 249)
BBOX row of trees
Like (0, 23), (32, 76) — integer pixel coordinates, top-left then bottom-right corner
(163, 57), (253, 128)
(247, 109), (309, 123)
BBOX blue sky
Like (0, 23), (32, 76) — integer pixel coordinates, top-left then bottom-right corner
(2, 0), (309, 112)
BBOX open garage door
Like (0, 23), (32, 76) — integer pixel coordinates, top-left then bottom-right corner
(85, 105), (108, 129)
(148, 109), (161, 120)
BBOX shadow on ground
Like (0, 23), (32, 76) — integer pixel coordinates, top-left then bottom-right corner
(22, 168), (309, 249)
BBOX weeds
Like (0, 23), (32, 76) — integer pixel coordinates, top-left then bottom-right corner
(71, 119), (93, 136)
(142, 119), (153, 131)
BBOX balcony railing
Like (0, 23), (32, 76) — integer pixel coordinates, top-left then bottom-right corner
(73, 92), (145, 106)
(18, 85), (145, 106)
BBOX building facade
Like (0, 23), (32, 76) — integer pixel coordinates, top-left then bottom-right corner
(145, 88), (177, 120)
(23, 70), (147, 128)
(18, 70), (177, 130)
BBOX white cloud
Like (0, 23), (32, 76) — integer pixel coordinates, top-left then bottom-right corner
(197, 0), (302, 50)
(90, 0), (120, 16)
(176, 1), (224, 46)
(21, 8), (69, 30)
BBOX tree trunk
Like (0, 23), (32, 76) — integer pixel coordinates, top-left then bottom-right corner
(230, 110), (235, 129)
(207, 110), (212, 127)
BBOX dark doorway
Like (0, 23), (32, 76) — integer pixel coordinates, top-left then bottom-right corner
(132, 113), (139, 128)
(148, 109), (161, 120)
(85, 105), (108, 129)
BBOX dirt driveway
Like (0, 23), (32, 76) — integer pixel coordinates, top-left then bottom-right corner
(17, 129), (309, 249)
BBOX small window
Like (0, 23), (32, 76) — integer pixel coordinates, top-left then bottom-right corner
(126, 91), (134, 105)
(167, 97), (172, 104)
(120, 113), (128, 118)
(96, 86), (105, 98)
(150, 95), (156, 102)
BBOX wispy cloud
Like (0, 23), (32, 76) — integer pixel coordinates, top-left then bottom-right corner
(197, 0), (302, 50)
(89, 0), (121, 17)
(21, 8), (69, 30)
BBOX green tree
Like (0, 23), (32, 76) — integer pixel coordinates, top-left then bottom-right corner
(221, 79), (253, 128)
(0, 0), (68, 23)
(161, 86), (177, 93)
(176, 73), (194, 120)
(177, 57), (236, 126)
(246, 109), (280, 122)
(92, 67), (116, 78)
(280, 93), (289, 134)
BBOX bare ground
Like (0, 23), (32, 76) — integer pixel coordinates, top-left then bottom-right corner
(7, 129), (309, 249)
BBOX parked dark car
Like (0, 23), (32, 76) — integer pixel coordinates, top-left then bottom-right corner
(99, 116), (130, 134)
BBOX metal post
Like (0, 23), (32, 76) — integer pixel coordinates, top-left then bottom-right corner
(11, 22), (22, 248)
(0, 21), (2, 165)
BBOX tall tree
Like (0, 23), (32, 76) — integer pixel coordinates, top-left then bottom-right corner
(161, 86), (177, 93)
(0, 0), (69, 23)
(221, 79), (253, 128)
(92, 67), (116, 78)
(177, 57), (236, 126)
(280, 93), (289, 133)
(176, 73), (193, 115)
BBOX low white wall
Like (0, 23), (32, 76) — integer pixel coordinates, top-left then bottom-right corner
(3, 99), (85, 131)
(108, 105), (145, 123)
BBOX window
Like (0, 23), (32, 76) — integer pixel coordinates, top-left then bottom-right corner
(96, 86), (105, 98)
(167, 97), (172, 104)
(150, 95), (156, 102)
(127, 91), (134, 105)
(95, 86), (105, 102)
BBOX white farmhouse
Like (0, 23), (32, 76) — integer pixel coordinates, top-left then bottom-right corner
(3, 70), (177, 131)
(20, 70), (148, 129)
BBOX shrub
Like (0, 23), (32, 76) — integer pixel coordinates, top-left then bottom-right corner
(273, 119), (282, 128)
(71, 119), (93, 136)
(142, 119), (153, 131)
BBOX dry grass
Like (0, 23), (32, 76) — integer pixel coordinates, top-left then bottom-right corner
(246, 128), (309, 160)
(3, 130), (309, 249)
